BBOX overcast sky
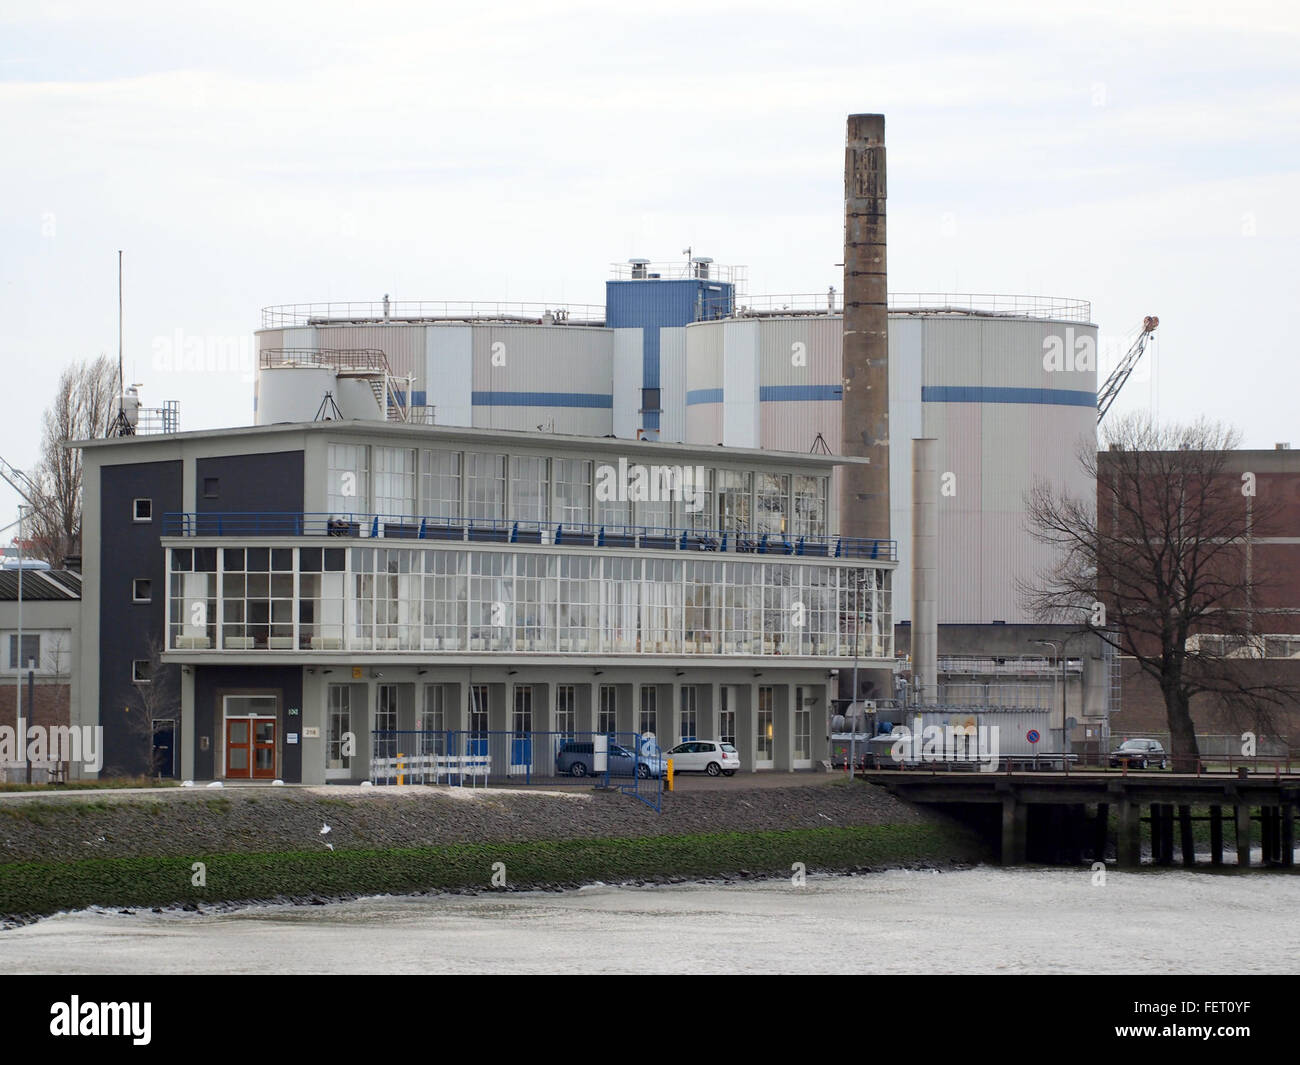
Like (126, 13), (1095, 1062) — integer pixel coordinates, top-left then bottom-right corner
(1, 0), (1297, 533)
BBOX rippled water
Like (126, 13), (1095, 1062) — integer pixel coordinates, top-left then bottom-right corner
(3, 868), (1298, 974)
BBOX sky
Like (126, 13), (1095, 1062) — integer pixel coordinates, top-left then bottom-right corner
(1, 0), (1297, 533)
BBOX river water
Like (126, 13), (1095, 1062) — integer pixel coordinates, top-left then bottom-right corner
(2, 868), (1297, 974)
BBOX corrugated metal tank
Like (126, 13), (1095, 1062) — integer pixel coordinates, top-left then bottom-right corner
(682, 309), (1096, 626)
(469, 324), (613, 435)
(683, 319), (724, 444)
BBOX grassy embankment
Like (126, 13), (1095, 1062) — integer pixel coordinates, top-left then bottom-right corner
(0, 820), (985, 918)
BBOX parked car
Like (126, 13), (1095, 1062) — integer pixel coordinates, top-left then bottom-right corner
(1110, 738), (1168, 770)
(555, 741), (665, 779)
(665, 740), (742, 777)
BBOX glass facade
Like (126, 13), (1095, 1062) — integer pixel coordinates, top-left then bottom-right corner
(168, 544), (890, 657)
(320, 442), (829, 540)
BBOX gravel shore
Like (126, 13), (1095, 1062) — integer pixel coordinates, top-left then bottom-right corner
(0, 779), (930, 863)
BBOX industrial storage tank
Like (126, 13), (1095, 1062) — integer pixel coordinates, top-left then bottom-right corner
(255, 365), (338, 425)
(683, 294), (1098, 626)
(256, 301), (610, 431)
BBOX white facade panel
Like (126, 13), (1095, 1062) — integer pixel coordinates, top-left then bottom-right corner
(425, 326), (473, 427)
(613, 328), (643, 440)
(721, 319), (759, 449)
(659, 326), (687, 443)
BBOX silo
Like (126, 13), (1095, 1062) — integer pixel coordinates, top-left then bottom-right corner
(256, 366), (339, 424)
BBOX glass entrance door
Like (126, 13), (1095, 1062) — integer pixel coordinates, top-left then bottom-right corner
(222, 695), (278, 780)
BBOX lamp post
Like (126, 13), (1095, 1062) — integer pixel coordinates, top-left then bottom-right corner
(1032, 634), (1087, 761)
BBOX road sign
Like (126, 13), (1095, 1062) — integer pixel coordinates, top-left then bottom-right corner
(1026, 729), (1041, 744)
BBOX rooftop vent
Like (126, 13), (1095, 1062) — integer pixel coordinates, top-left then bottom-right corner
(692, 256), (713, 280)
(1276, 442), (1291, 450)
(628, 258), (650, 280)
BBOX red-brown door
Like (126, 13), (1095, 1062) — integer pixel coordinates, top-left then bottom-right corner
(252, 719), (277, 779)
(226, 718), (251, 778)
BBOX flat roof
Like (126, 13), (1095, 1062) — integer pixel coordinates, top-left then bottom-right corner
(70, 420), (867, 468)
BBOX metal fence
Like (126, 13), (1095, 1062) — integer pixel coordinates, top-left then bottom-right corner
(161, 510), (897, 561)
(369, 730), (665, 792)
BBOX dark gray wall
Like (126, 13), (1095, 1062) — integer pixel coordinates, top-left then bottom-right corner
(194, 664), (304, 782)
(99, 460), (183, 775)
(196, 450), (304, 514)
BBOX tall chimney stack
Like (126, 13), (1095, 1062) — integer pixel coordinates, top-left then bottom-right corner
(841, 113), (889, 542)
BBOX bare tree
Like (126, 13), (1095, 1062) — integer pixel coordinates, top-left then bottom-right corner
(1021, 412), (1295, 771)
(25, 355), (118, 565)
(120, 637), (180, 778)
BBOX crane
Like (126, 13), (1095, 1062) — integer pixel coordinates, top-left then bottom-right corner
(1097, 315), (1159, 423)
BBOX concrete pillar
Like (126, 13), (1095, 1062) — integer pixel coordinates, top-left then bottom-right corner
(1210, 805), (1224, 866)
(1094, 803), (1110, 863)
(1117, 801), (1141, 868)
(1235, 803), (1251, 868)
(1283, 803), (1295, 868)
(911, 437), (938, 705)
(1001, 796), (1027, 865)
(774, 684), (794, 772)
(840, 112), (889, 541)
(1179, 805), (1195, 867)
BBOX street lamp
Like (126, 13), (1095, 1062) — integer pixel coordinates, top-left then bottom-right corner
(1031, 634), (1088, 761)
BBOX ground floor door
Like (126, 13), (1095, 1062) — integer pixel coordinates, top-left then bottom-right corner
(222, 695), (278, 779)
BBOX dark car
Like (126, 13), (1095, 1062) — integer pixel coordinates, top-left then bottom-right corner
(555, 741), (665, 779)
(1110, 738), (1167, 770)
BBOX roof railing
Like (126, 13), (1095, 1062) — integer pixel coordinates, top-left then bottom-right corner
(160, 512), (897, 562)
(262, 301), (606, 329)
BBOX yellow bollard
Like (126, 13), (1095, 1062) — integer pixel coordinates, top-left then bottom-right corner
(397, 753), (404, 786)
(666, 758), (674, 792)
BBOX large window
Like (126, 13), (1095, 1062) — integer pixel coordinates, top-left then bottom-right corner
(793, 475), (827, 538)
(466, 452), (506, 520)
(595, 457), (632, 529)
(513, 552), (555, 651)
(717, 469), (752, 532)
(684, 560), (719, 652)
(794, 685), (811, 762)
(756, 686), (774, 764)
(686, 468), (714, 532)
(327, 444), (369, 514)
(373, 446), (417, 516)
(510, 456), (550, 523)
(556, 685), (576, 737)
(421, 449), (462, 517)
(719, 687), (735, 745)
(756, 473), (790, 536)
(680, 686), (698, 741)
(327, 685), (351, 770)
(599, 685), (617, 734)
(558, 555), (596, 652)
(513, 685), (533, 734)
(8, 634), (39, 671)
(165, 546), (892, 660)
(642, 558), (682, 653)
(553, 459), (592, 526)
(421, 551), (466, 650)
(639, 686), (657, 736)
(469, 685), (489, 733)
(469, 551), (511, 651)
(375, 684), (399, 758)
(601, 556), (640, 652)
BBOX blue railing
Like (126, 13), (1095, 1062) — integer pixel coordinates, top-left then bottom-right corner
(161, 511), (897, 561)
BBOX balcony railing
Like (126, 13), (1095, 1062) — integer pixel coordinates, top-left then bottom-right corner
(161, 512), (897, 562)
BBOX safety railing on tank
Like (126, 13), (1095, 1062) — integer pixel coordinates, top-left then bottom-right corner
(262, 301), (607, 328)
(732, 292), (1092, 322)
(161, 512), (897, 561)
